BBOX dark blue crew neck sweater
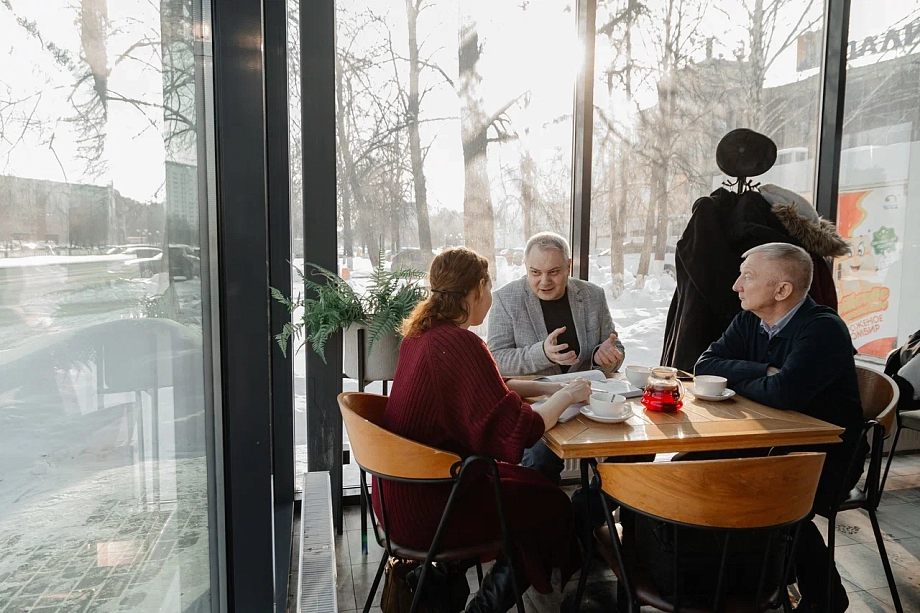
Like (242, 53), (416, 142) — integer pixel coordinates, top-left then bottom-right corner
(695, 296), (863, 433)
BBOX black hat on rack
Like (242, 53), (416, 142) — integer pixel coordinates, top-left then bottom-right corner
(716, 128), (777, 178)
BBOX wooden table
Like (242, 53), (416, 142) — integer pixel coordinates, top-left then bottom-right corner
(542, 387), (845, 459)
(543, 382), (846, 613)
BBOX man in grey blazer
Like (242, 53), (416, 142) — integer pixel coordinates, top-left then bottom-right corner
(488, 232), (625, 377)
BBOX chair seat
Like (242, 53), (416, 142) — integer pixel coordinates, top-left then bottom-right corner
(899, 410), (920, 431)
(815, 487), (869, 516)
(387, 539), (502, 564)
(594, 525), (784, 613)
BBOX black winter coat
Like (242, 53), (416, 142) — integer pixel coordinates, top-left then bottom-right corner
(661, 188), (848, 373)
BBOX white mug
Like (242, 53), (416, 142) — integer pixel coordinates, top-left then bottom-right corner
(590, 393), (626, 417)
(694, 375), (728, 397)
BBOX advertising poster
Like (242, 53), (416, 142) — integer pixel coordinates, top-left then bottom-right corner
(835, 185), (908, 357)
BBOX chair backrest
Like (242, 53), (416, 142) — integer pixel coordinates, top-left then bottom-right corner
(597, 453), (825, 529)
(338, 392), (461, 481)
(856, 365), (899, 436)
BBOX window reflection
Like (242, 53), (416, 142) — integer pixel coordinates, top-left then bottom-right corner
(589, 0), (823, 367)
(0, 0), (212, 610)
(836, 0), (920, 357)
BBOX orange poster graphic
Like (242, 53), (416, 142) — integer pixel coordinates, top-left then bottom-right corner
(834, 185), (906, 357)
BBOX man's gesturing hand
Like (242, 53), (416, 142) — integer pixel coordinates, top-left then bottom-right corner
(544, 326), (579, 366)
(594, 332), (624, 367)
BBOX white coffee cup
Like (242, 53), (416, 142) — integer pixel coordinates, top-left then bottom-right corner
(590, 393), (627, 417)
(694, 375), (728, 397)
(625, 365), (651, 389)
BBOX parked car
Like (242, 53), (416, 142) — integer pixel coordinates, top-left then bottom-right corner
(168, 244), (200, 279)
(122, 247), (164, 277)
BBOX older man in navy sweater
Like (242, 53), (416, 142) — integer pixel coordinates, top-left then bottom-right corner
(696, 242), (865, 613)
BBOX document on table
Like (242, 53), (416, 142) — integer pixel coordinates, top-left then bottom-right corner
(531, 371), (643, 423)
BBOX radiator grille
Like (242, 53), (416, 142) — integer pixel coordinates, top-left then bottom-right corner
(562, 458), (580, 480)
(299, 472), (337, 613)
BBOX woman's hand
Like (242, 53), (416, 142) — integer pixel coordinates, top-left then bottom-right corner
(557, 378), (591, 405)
(532, 377), (592, 431)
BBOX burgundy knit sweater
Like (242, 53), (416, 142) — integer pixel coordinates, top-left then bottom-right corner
(382, 321), (544, 461)
(372, 322), (582, 593)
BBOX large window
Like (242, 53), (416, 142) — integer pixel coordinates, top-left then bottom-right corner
(333, 0), (577, 305)
(835, 0), (920, 357)
(588, 0), (824, 366)
(330, 0), (578, 488)
(0, 1), (214, 610)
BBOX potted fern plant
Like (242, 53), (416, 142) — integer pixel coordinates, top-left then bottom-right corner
(272, 254), (426, 382)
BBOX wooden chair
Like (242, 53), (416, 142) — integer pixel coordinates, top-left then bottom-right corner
(338, 392), (524, 613)
(817, 366), (903, 612)
(575, 453), (826, 613)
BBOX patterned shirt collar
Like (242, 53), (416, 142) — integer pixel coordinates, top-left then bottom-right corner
(760, 295), (808, 340)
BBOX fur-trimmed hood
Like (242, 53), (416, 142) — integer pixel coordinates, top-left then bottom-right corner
(772, 204), (851, 258)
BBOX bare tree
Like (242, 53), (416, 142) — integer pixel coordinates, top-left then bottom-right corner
(458, 12), (525, 272)
(405, 0), (434, 266)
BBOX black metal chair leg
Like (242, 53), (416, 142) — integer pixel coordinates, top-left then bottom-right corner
(360, 468), (368, 555)
(826, 512), (837, 613)
(572, 459), (593, 613)
(879, 425), (902, 500)
(488, 462), (525, 613)
(476, 562), (483, 587)
(363, 552), (388, 613)
(409, 562), (432, 613)
(869, 507), (904, 613)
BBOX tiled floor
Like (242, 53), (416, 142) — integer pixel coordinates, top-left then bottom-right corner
(335, 454), (920, 613)
(0, 458), (211, 613)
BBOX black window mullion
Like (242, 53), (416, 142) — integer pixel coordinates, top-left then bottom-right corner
(571, 0), (598, 280)
(210, 0), (277, 609)
(814, 0), (852, 222)
(300, 0), (344, 534)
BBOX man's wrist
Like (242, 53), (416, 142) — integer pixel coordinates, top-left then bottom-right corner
(536, 341), (554, 367)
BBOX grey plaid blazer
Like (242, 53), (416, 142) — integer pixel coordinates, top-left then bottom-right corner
(487, 276), (625, 376)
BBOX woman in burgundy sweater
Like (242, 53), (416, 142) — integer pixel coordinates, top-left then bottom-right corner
(374, 247), (589, 612)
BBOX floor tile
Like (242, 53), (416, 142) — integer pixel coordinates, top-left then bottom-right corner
(814, 515), (858, 547)
(344, 505), (366, 532)
(867, 580), (920, 613)
(835, 543), (911, 591)
(352, 562), (383, 612)
(846, 590), (897, 613)
(335, 532), (351, 568)
(336, 564), (356, 612)
(830, 508), (916, 544)
(346, 529), (386, 568)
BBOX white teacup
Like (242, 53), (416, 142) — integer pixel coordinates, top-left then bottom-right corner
(625, 365), (651, 389)
(590, 393), (627, 417)
(694, 375), (728, 397)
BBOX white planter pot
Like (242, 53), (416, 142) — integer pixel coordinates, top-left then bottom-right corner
(342, 323), (401, 382)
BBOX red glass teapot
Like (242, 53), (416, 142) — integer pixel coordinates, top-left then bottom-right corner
(641, 366), (684, 412)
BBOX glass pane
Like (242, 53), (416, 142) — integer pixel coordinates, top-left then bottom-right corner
(589, 0), (824, 367)
(288, 0), (308, 488)
(0, 1), (214, 611)
(836, 0), (920, 357)
(334, 0), (578, 488)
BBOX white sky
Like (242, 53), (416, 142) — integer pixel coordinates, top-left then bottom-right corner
(0, 0), (917, 207)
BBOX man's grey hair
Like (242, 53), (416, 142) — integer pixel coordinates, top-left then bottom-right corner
(524, 232), (571, 262)
(743, 242), (813, 292)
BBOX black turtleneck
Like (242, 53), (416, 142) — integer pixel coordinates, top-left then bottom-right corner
(539, 290), (579, 357)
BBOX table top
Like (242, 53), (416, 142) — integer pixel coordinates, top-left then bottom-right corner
(540, 386), (845, 460)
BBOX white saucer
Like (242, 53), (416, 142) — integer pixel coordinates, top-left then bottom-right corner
(581, 405), (633, 423)
(688, 386), (736, 402)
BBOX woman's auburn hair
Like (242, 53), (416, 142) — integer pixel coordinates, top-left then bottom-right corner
(401, 247), (490, 338)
